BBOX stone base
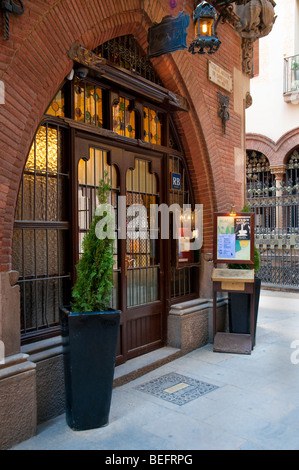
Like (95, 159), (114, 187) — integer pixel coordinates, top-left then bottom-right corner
(167, 296), (228, 353)
(22, 337), (65, 424)
(0, 354), (36, 450)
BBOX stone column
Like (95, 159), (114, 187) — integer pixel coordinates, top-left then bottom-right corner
(0, 271), (37, 450)
(270, 165), (286, 235)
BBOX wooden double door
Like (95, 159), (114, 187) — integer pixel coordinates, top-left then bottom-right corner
(74, 135), (166, 364)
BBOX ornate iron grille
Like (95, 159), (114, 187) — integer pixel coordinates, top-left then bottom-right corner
(12, 123), (71, 342)
(93, 35), (162, 85)
(246, 150), (299, 288)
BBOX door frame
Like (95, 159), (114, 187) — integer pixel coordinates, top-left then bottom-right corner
(72, 130), (168, 364)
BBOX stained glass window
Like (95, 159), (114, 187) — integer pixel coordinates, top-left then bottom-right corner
(46, 89), (65, 117)
(112, 97), (135, 138)
(74, 79), (103, 127)
(13, 124), (70, 342)
(144, 107), (162, 145)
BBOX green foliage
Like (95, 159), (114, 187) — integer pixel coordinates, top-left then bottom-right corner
(228, 202), (260, 273)
(71, 171), (115, 313)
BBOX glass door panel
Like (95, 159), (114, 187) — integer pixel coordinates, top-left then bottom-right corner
(77, 147), (119, 309)
(126, 159), (159, 307)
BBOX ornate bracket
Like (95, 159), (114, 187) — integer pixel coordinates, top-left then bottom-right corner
(1, 0), (24, 40)
(211, 0), (276, 77)
(218, 92), (230, 134)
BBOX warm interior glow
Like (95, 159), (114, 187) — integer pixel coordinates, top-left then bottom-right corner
(199, 18), (213, 36)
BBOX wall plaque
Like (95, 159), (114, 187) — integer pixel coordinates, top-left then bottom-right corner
(208, 61), (233, 93)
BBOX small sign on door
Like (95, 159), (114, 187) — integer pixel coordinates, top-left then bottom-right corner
(171, 172), (181, 190)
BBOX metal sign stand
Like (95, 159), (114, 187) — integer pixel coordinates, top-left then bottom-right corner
(212, 268), (255, 354)
(212, 212), (256, 354)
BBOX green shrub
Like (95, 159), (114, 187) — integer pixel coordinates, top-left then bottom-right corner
(71, 171), (115, 313)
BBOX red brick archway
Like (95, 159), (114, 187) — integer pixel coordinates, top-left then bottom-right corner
(246, 128), (299, 167)
(0, 0), (245, 270)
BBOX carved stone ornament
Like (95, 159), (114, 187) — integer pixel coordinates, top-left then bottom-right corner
(245, 91), (253, 108)
(211, 1), (276, 77)
(235, 0), (277, 40)
(242, 38), (254, 77)
(217, 92), (230, 134)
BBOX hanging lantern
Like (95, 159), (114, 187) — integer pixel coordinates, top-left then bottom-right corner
(188, 1), (221, 55)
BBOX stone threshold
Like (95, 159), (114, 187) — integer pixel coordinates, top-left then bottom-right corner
(113, 346), (182, 387)
(21, 296), (228, 388)
(22, 337), (182, 388)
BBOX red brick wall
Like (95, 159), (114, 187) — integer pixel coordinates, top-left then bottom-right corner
(246, 128), (299, 167)
(0, 0), (245, 270)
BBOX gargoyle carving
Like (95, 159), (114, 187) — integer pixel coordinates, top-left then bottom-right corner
(235, 0), (276, 40)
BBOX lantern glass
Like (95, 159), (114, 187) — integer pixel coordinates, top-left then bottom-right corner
(199, 17), (213, 36)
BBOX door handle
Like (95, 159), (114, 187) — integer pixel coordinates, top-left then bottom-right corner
(125, 255), (135, 276)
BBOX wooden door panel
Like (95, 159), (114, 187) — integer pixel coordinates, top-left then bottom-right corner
(75, 138), (165, 365)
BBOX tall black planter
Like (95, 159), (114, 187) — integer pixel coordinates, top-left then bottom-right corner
(60, 306), (120, 431)
(228, 276), (261, 341)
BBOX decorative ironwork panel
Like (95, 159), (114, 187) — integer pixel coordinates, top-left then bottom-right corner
(284, 54), (299, 94)
(246, 150), (299, 287)
(12, 124), (71, 341)
(126, 159), (159, 307)
(169, 155), (197, 298)
(94, 35), (162, 85)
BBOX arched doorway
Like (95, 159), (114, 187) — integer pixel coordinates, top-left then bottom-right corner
(12, 36), (199, 364)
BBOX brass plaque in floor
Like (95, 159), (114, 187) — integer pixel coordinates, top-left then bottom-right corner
(135, 372), (219, 405)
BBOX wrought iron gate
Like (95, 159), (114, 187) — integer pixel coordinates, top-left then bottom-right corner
(246, 150), (299, 288)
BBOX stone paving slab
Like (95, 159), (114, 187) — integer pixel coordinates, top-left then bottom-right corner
(10, 290), (299, 451)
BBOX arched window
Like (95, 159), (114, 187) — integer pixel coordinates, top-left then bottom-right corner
(13, 123), (70, 342)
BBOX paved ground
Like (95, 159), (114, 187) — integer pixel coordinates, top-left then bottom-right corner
(10, 290), (299, 451)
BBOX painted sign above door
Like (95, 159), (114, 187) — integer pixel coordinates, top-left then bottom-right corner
(148, 12), (190, 58)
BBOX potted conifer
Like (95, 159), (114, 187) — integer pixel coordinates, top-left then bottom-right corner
(227, 204), (261, 343)
(60, 171), (120, 431)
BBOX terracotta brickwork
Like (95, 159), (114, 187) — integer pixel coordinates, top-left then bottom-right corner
(0, 0), (247, 269)
(246, 128), (299, 167)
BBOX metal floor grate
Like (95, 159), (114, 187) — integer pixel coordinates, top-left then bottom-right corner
(135, 372), (219, 406)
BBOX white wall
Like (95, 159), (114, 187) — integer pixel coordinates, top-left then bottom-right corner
(246, 0), (299, 142)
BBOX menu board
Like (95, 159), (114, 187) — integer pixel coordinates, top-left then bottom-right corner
(213, 212), (254, 265)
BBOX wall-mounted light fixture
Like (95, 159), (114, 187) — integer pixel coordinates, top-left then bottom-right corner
(0, 0), (24, 40)
(230, 204), (236, 216)
(188, 1), (221, 55)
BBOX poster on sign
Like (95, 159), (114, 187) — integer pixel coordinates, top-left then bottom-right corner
(213, 212), (254, 265)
